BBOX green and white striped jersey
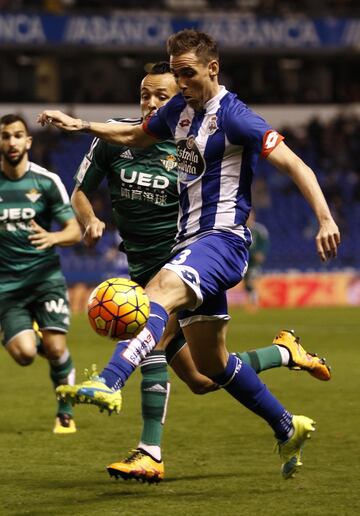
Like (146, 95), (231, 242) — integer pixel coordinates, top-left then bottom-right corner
(0, 161), (74, 293)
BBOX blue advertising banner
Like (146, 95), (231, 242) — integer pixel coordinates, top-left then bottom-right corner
(0, 12), (359, 50)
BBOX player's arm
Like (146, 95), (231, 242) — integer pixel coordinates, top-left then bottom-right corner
(266, 141), (340, 261)
(37, 110), (157, 148)
(71, 186), (105, 247)
(28, 217), (81, 250)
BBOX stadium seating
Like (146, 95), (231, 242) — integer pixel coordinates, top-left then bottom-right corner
(31, 113), (359, 283)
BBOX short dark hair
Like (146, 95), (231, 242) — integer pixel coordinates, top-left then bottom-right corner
(148, 61), (171, 74)
(167, 29), (219, 64)
(0, 114), (29, 134)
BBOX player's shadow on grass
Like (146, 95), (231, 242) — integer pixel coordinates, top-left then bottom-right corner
(162, 472), (237, 483)
(40, 470), (237, 493)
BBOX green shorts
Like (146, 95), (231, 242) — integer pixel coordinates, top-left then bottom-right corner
(0, 280), (70, 345)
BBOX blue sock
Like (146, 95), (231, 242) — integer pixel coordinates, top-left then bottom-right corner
(100, 302), (169, 390)
(211, 354), (293, 441)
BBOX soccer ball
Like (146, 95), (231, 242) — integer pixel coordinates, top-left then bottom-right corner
(87, 277), (150, 340)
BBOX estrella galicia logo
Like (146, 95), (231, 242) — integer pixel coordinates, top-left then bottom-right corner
(176, 136), (205, 183)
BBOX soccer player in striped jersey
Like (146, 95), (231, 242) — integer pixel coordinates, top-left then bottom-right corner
(38, 29), (340, 479)
(0, 114), (81, 434)
(69, 62), (330, 483)
(71, 63), (330, 482)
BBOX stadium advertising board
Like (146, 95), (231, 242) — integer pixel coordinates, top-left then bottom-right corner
(68, 272), (360, 312)
(0, 13), (359, 50)
(227, 271), (360, 308)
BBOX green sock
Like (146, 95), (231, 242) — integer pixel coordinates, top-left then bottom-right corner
(140, 351), (169, 447)
(49, 350), (75, 417)
(236, 345), (282, 373)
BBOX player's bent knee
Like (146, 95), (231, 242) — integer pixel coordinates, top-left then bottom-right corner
(44, 343), (67, 360)
(5, 337), (37, 366)
(16, 352), (36, 366)
(42, 332), (67, 360)
(187, 381), (210, 395)
(184, 373), (218, 395)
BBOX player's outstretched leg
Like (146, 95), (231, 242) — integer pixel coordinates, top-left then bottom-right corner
(235, 329), (331, 380)
(56, 302), (169, 414)
(277, 415), (316, 479)
(210, 353), (315, 478)
(273, 330), (331, 381)
(107, 449), (164, 484)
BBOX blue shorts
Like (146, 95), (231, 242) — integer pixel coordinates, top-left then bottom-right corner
(163, 232), (249, 325)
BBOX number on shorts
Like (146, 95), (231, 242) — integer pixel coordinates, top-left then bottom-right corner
(171, 249), (192, 265)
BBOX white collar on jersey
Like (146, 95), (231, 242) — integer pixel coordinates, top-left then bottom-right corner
(203, 85), (228, 115)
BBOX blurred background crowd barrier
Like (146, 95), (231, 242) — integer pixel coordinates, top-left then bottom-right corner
(1, 0), (359, 308)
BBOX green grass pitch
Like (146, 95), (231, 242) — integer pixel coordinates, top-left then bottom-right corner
(1, 307), (359, 516)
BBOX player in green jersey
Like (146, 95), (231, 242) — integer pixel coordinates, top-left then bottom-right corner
(243, 209), (270, 310)
(0, 114), (82, 434)
(69, 63), (331, 482)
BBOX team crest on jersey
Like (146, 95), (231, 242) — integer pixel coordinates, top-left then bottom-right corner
(160, 154), (177, 172)
(207, 115), (218, 135)
(25, 188), (42, 203)
(186, 135), (196, 149)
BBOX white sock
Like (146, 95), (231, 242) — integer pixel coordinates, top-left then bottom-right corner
(276, 345), (290, 366)
(138, 442), (161, 462)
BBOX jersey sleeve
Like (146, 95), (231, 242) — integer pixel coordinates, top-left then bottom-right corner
(142, 102), (174, 141)
(46, 175), (75, 224)
(74, 137), (110, 194)
(225, 103), (284, 157)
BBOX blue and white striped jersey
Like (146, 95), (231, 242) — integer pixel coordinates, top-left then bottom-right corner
(144, 86), (283, 251)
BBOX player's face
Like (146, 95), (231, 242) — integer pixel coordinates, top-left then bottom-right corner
(0, 121), (32, 166)
(140, 73), (179, 120)
(170, 51), (219, 111)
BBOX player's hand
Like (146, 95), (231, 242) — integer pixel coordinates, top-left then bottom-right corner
(36, 110), (84, 131)
(83, 217), (105, 247)
(316, 218), (341, 261)
(28, 220), (57, 250)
